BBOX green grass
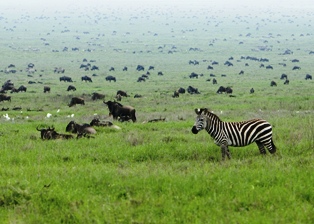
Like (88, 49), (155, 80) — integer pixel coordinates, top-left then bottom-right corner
(0, 4), (313, 224)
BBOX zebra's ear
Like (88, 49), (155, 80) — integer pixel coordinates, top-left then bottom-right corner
(195, 108), (205, 115)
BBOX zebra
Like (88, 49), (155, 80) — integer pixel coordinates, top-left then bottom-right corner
(191, 108), (276, 160)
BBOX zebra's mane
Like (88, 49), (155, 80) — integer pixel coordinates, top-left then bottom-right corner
(196, 108), (222, 122)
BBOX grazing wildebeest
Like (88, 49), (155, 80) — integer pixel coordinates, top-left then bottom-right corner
(17, 85), (27, 92)
(68, 97), (85, 107)
(66, 121), (96, 138)
(136, 65), (144, 71)
(280, 74), (288, 80)
(226, 87), (233, 94)
(91, 92), (105, 100)
(172, 90), (179, 98)
(44, 86), (50, 93)
(60, 76), (73, 82)
(91, 65), (99, 71)
(250, 88), (255, 94)
(177, 87), (186, 94)
(292, 66), (301, 70)
(81, 75), (92, 82)
(189, 72), (199, 79)
(284, 79), (289, 85)
(216, 86), (226, 94)
(105, 75), (116, 82)
(2, 80), (14, 91)
(137, 77), (146, 82)
(187, 85), (200, 94)
(116, 90), (129, 97)
(0, 94), (11, 102)
(104, 100), (136, 122)
(305, 74), (312, 80)
(67, 85), (76, 91)
(270, 81), (277, 87)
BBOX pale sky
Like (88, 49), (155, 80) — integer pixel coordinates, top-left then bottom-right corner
(1, 0), (314, 11)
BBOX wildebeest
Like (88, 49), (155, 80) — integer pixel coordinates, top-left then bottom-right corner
(37, 126), (73, 140)
(280, 74), (288, 80)
(177, 87), (186, 94)
(0, 94), (11, 102)
(172, 90), (179, 98)
(137, 77), (146, 82)
(90, 118), (121, 129)
(66, 121), (96, 138)
(81, 75), (92, 82)
(54, 67), (65, 73)
(187, 85), (200, 94)
(67, 85), (76, 91)
(17, 85), (27, 92)
(270, 81), (277, 87)
(305, 74), (312, 80)
(216, 86), (233, 94)
(105, 75), (116, 82)
(136, 65), (144, 71)
(2, 80), (14, 91)
(44, 86), (50, 93)
(91, 92), (105, 100)
(68, 97), (85, 107)
(116, 90), (129, 97)
(60, 76), (73, 82)
(189, 72), (199, 79)
(104, 101), (136, 122)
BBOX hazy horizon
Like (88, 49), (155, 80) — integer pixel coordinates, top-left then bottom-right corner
(1, 0), (314, 12)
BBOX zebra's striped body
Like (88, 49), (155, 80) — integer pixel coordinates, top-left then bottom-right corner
(191, 108), (276, 160)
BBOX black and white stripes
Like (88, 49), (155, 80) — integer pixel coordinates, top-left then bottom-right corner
(191, 108), (276, 160)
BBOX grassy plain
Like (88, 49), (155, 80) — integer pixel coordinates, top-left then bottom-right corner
(0, 4), (313, 223)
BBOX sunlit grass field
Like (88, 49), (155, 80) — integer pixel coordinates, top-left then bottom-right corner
(0, 5), (313, 223)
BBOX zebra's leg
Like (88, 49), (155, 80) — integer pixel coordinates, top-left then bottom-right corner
(221, 145), (231, 160)
(265, 139), (276, 154)
(256, 141), (266, 154)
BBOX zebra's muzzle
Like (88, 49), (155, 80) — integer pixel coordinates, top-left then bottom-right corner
(191, 126), (199, 134)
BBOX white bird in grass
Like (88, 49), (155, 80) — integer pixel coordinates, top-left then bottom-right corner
(3, 114), (10, 120)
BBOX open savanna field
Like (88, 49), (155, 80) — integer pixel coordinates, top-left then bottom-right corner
(0, 4), (313, 223)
